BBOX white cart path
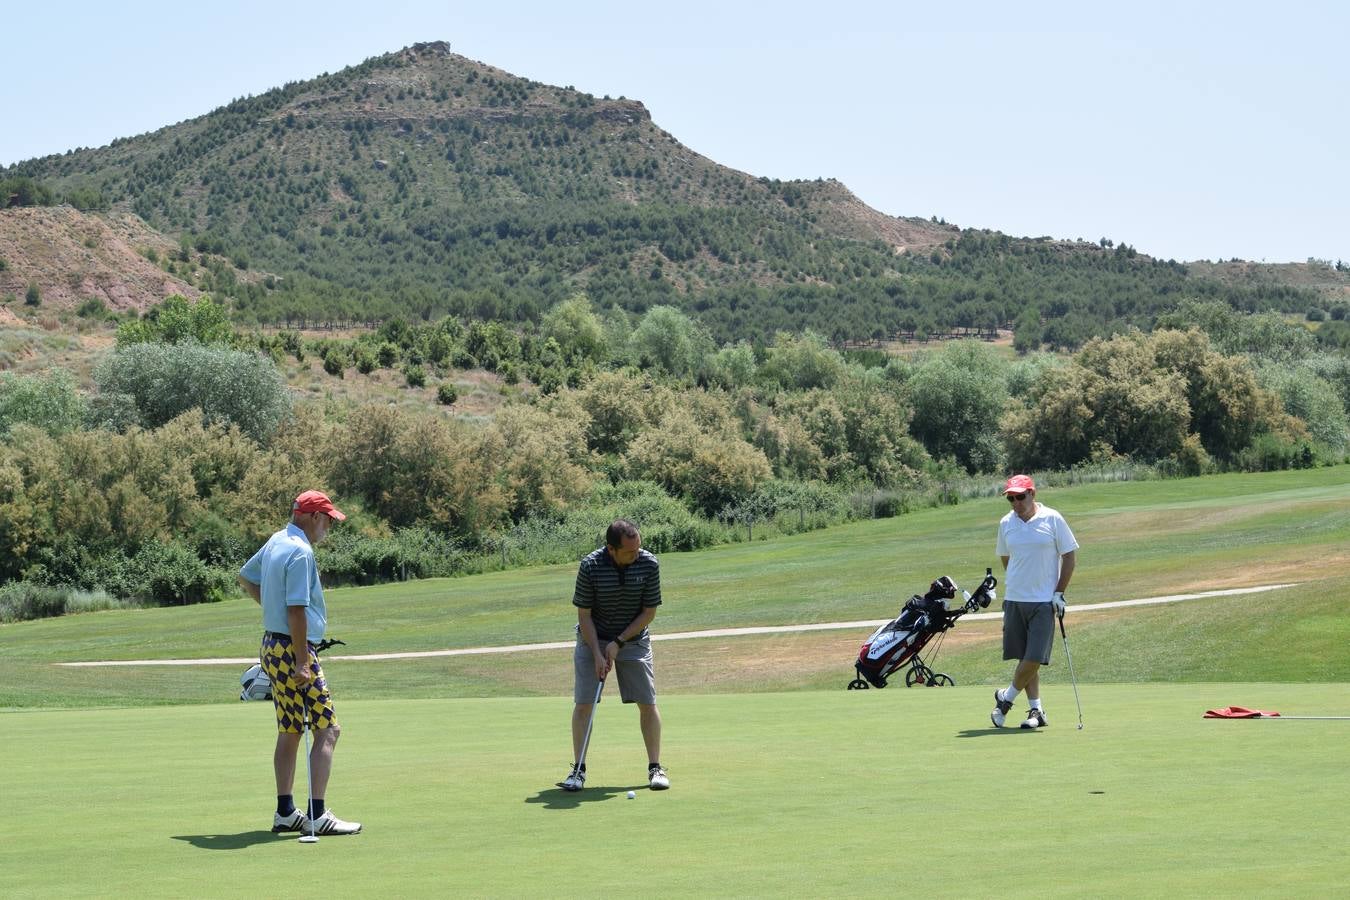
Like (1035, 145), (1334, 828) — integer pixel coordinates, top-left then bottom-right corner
(58, 583), (1298, 667)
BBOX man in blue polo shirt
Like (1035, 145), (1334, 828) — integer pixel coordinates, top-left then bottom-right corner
(238, 490), (361, 836)
(559, 518), (668, 792)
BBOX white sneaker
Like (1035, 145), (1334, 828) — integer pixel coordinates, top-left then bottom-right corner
(309, 809), (362, 835)
(272, 809), (307, 833)
(558, 765), (586, 792)
(1021, 708), (1048, 730)
(991, 689), (1013, 728)
(648, 765), (670, 791)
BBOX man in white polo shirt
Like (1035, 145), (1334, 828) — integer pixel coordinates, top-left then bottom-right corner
(990, 475), (1078, 730)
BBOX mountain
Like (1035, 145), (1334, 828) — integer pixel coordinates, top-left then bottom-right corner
(2, 41), (1326, 345)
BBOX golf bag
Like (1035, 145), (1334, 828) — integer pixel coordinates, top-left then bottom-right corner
(846, 569), (997, 689)
(238, 637), (346, 701)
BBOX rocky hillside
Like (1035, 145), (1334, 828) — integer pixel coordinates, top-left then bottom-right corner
(0, 206), (200, 314)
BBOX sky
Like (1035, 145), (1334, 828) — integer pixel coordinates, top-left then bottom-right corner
(4, 1), (1346, 264)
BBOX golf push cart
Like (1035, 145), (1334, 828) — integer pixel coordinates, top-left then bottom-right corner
(846, 569), (997, 690)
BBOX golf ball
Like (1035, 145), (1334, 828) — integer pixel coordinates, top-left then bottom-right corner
(627, 791), (636, 799)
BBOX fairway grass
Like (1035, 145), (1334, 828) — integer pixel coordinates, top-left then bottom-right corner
(4, 686), (1348, 898)
(3, 466), (1348, 708)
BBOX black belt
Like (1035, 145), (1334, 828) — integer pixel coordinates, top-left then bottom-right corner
(264, 631), (316, 647)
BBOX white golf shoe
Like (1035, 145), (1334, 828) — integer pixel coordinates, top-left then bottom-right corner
(991, 689), (1013, 728)
(272, 809), (307, 833)
(309, 809), (362, 835)
(648, 765), (670, 791)
(1020, 708), (1048, 730)
(558, 764), (586, 792)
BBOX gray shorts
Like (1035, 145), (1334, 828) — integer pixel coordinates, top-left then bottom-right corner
(573, 637), (656, 705)
(1003, 601), (1055, 664)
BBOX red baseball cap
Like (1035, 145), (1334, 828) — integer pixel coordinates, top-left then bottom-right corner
(1002, 474), (1035, 495)
(293, 490), (346, 521)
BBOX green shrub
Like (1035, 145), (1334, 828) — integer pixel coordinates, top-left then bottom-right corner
(115, 295), (234, 348)
(183, 511), (249, 568)
(578, 480), (724, 552)
(0, 582), (68, 621)
(437, 382), (459, 405)
(1157, 433), (1212, 478)
(93, 342), (292, 442)
(323, 348), (347, 378)
(0, 369), (88, 437)
(0, 580), (143, 623)
(317, 527), (465, 586)
(133, 541), (234, 605)
(1231, 434), (1317, 472)
(76, 297), (108, 319)
(1257, 364), (1348, 454)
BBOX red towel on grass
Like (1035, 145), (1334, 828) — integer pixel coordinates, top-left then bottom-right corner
(1203, 706), (1281, 718)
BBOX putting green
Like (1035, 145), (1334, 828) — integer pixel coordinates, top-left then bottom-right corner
(4, 685), (1347, 897)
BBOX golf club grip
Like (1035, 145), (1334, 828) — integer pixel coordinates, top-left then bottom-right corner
(1058, 613), (1067, 638)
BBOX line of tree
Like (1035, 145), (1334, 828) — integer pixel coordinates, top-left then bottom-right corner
(1, 293), (1345, 621)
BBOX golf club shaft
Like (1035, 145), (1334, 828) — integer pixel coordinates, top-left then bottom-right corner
(576, 678), (605, 770)
(302, 706), (317, 839)
(1059, 615), (1084, 727)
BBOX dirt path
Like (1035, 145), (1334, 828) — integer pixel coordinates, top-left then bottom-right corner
(58, 583), (1297, 668)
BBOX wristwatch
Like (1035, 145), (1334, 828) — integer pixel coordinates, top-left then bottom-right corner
(613, 637), (626, 648)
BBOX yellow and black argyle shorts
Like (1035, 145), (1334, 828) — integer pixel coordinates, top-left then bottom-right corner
(260, 632), (338, 734)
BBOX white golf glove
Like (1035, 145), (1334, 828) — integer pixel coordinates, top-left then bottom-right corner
(1051, 591), (1067, 617)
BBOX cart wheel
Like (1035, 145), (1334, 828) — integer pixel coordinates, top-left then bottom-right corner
(928, 673), (954, 687)
(904, 668), (925, 687)
(846, 678), (869, 690)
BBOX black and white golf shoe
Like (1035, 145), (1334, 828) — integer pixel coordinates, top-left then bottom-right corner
(558, 764), (586, 792)
(648, 764), (670, 791)
(1020, 708), (1048, 730)
(991, 689), (1014, 728)
(309, 809), (362, 835)
(272, 809), (308, 833)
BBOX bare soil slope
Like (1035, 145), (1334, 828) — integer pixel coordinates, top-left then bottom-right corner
(0, 207), (199, 314)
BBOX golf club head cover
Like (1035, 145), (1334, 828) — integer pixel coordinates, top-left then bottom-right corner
(927, 576), (957, 601)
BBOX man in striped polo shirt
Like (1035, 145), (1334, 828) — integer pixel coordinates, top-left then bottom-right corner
(559, 518), (669, 792)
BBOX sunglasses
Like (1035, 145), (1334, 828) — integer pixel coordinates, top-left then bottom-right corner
(1006, 492), (1029, 502)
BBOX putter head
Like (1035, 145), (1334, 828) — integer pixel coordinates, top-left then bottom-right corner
(299, 834), (319, 843)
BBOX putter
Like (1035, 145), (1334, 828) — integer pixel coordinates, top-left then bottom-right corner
(1058, 612), (1084, 730)
(558, 678), (605, 788)
(299, 705), (319, 843)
